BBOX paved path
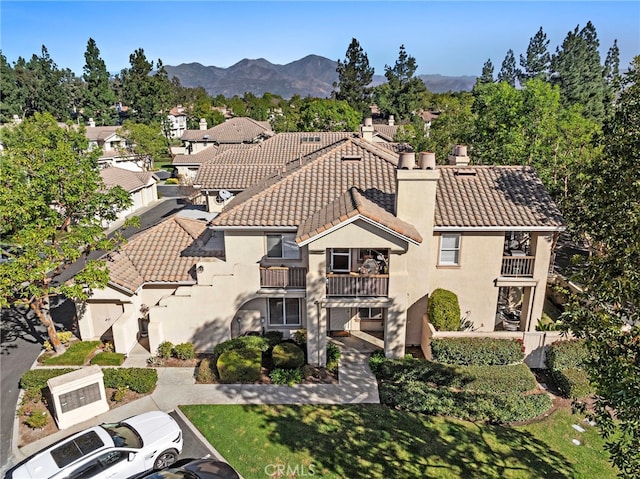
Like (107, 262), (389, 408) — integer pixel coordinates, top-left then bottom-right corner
(13, 340), (380, 462)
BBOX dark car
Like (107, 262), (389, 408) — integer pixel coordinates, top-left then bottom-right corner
(133, 458), (240, 479)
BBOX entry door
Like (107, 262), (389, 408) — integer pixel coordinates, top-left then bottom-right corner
(328, 309), (350, 331)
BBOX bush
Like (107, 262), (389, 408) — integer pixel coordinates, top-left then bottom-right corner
(368, 350), (387, 375)
(20, 368), (77, 391)
(272, 342), (305, 369)
(545, 339), (588, 371)
(291, 329), (307, 347)
(217, 349), (261, 383)
(196, 358), (216, 383)
(431, 337), (525, 366)
(157, 341), (174, 359)
(164, 178), (179, 185)
(213, 336), (269, 359)
(102, 368), (158, 394)
(90, 352), (125, 366)
(43, 340), (101, 365)
(111, 387), (127, 403)
(457, 364), (538, 394)
(263, 331), (283, 348)
(428, 288), (461, 331)
(25, 409), (48, 429)
(553, 368), (592, 399)
(57, 331), (75, 344)
(326, 343), (341, 372)
(173, 342), (195, 360)
(270, 368), (303, 386)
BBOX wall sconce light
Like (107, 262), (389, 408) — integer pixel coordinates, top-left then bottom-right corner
(260, 317), (265, 325)
(236, 317), (241, 324)
(197, 265), (204, 273)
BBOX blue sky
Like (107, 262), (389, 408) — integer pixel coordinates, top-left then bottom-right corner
(1, 1), (638, 77)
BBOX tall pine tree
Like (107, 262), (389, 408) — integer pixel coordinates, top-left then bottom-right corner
(332, 38), (374, 117)
(479, 59), (495, 84)
(497, 49), (518, 87)
(519, 27), (551, 82)
(82, 38), (117, 125)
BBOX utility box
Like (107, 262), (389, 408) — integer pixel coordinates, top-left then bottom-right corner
(47, 366), (109, 429)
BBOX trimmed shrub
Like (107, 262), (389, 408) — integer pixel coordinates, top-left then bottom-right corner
(326, 343), (341, 372)
(545, 339), (588, 370)
(272, 342), (305, 369)
(173, 342), (195, 360)
(196, 358), (216, 383)
(20, 368), (77, 390)
(291, 329), (307, 347)
(368, 350), (387, 375)
(431, 337), (525, 366)
(213, 336), (269, 359)
(458, 364), (538, 395)
(90, 352), (125, 366)
(428, 288), (461, 331)
(43, 340), (101, 366)
(554, 368), (592, 399)
(157, 341), (174, 359)
(217, 349), (261, 383)
(25, 409), (48, 429)
(102, 368), (158, 394)
(111, 387), (127, 403)
(270, 368), (303, 386)
(164, 178), (179, 185)
(263, 331), (283, 348)
(57, 331), (75, 344)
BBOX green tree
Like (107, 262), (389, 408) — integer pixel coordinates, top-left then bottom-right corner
(297, 99), (361, 132)
(0, 52), (22, 122)
(82, 38), (117, 125)
(497, 49), (518, 87)
(603, 39), (622, 118)
(551, 21), (606, 122)
(563, 57), (640, 476)
(117, 121), (170, 170)
(374, 45), (427, 121)
(479, 59), (494, 84)
(333, 38), (375, 116)
(0, 113), (131, 350)
(519, 27), (551, 82)
(425, 92), (475, 163)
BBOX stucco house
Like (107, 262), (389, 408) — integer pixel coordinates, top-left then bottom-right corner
(167, 105), (188, 139)
(99, 167), (159, 228)
(85, 123), (145, 171)
(78, 135), (565, 366)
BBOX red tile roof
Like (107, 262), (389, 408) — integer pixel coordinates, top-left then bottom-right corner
(180, 117), (273, 143)
(100, 167), (155, 193)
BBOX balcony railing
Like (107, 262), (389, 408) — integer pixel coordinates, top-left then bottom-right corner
(260, 266), (307, 288)
(326, 273), (389, 297)
(501, 256), (535, 277)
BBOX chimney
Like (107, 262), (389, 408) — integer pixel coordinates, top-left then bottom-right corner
(199, 118), (207, 130)
(388, 115), (395, 126)
(88, 118), (95, 128)
(418, 152), (436, 170)
(448, 144), (470, 166)
(397, 152), (416, 170)
(361, 117), (374, 143)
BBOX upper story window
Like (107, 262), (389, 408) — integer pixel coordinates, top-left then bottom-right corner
(266, 233), (299, 259)
(439, 233), (461, 265)
(330, 248), (351, 272)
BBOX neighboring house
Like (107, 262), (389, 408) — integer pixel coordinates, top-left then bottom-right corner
(99, 167), (158, 228)
(167, 106), (188, 139)
(172, 143), (255, 182)
(79, 137), (565, 366)
(179, 117), (273, 155)
(85, 122), (144, 171)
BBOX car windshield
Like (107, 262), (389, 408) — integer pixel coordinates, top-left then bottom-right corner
(50, 431), (104, 468)
(100, 423), (143, 449)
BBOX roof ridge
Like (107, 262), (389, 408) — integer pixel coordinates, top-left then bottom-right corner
(350, 136), (400, 166)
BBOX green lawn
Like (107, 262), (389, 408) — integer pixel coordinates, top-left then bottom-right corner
(180, 404), (616, 479)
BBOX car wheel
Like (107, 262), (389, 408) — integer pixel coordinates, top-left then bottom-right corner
(153, 449), (178, 469)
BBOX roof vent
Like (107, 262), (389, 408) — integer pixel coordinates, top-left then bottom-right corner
(301, 136), (321, 143)
(454, 168), (477, 177)
(341, 155), (362, 162)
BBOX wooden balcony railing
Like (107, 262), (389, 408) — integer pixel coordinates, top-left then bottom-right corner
(501, 256), (535, 277)
(260, 266), (307, 288)
(326, 273), (389, 297)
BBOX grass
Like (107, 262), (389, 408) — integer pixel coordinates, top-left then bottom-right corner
(43, 340), (101, 365)
(180, 404), (616, 479)
(90, 351), (125, 366)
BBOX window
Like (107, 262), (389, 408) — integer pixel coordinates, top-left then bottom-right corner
(51, 432), (104, 468)
(358, 307), (384, 320)
(439, 233), (461, 265)
(330, 248), (351, 272)
(268, 298), (301, 326)
(266, 234), (299, 259)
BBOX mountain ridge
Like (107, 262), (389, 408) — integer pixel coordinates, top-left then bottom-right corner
(164, 54), (476, 98)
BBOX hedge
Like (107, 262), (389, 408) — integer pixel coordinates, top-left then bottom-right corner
(20, 368), (77, 391)
(213, 336), (269, 359)
(458, 364), (538, 395)
(545, 339), (589, 370)
(173, 342), (195, 360)
(102, 368), (158, 393)
(553, 368), (592, 399)
(431, 337), (525, 365)
(90, 352), (125, 366)
(428, 288), (461, 331)
(196, 358), (216, 383)
(217, 348), (261, 383)
(272, 342), (305, 369)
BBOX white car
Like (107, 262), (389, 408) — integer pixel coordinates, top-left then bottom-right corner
(8, 411), (183, 479)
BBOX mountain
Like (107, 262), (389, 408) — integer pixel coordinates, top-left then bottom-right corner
(164, 55), (477, 99)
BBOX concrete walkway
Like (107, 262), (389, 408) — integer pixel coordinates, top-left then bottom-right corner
(13, 338), (380, 461)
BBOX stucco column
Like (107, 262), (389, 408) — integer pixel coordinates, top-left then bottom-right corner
(306, 249), (327, 366)
(528, 232), (554, 330)
(75, 301), (94, 341)
(386, 260), (408, 359)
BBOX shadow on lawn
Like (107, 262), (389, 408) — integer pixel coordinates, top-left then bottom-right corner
(254, 404), (577, 478)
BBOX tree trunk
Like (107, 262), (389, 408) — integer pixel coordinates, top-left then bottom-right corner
(30, 293), (62, 352)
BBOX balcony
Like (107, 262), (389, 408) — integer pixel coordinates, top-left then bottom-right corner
(326, 273), (389, 297)
(501, 255), (535, 277)
(260, 266), (307, 289)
